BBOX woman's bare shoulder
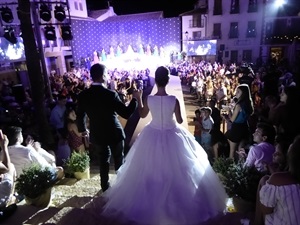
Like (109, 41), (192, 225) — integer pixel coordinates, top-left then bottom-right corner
(268, 172), (298, 186)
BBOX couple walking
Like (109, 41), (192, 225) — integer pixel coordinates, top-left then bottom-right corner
(75, 63), (227, 225)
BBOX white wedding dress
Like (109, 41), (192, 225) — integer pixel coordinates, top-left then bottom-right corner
(93, 95), (227, 225)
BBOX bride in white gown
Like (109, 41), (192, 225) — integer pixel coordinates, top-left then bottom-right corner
(95, 66), (227, 224)
(61, 66), (227, 225)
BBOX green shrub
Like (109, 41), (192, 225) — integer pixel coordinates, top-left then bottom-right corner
(213, 158), (265, 202)
(15, 164), (56, 199)
(64, 152), (90, 173)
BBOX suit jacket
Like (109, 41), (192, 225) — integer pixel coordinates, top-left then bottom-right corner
(77, 84), (138, 145)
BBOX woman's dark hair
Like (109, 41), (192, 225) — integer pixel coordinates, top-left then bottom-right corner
(284, 85), (299, 108)
(287, 135), (300, 182)
(64, 107), (76, 125)
(274, 134), (291, 170)
(236, 84), (254, 116)
(62, 107), (76, 139)
(281, 85), (300, 141)
(155, 66), (170, 87)
(275, 134), (291, 156)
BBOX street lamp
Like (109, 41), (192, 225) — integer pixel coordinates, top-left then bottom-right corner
(185, 31), (189, 41)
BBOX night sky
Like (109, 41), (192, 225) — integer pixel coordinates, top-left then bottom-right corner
(86, 0), (198, 18)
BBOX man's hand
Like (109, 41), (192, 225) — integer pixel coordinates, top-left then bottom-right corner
(132, 89), (142, 99)
(236, 148), (247, 158)
(82, 130), (90, 137)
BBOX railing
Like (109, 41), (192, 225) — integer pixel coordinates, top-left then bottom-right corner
(189, 20), (204, 28)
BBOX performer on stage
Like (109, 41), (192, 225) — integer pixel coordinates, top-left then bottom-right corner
(109, 46), (115, 58)
(93, 50), (100, 64)
(146, 44), (151, 56)
(101, 49), (107, 62)
(138, 44), (144, 55)
(116, 44), (122, 57)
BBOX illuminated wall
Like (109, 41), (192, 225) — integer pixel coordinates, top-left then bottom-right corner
(71, 17), (182, 62)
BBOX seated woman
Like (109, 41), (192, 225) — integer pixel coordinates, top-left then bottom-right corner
(255, 135), (300, 225)
(253, 135), (290, 225)
(266, 135), (290, 174)
(65, 108), (85, 153)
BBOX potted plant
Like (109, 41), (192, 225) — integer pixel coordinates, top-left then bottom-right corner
(15, 164), (56, 208)
(213, 158), (264, 213)
(64, 152), (90, 179)
(212, 156), (234, 182)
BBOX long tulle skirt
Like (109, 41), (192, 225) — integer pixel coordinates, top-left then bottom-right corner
(95, 124), (228, 225)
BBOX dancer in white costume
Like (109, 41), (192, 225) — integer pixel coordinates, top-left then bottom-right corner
(97, 66), (227, 225)
(62, 66), (227, 225)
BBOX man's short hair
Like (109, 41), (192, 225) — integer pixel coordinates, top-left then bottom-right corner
(90, 63), (106, 81)
(4, 126), (22, 146)
(257, 122), (276, 144)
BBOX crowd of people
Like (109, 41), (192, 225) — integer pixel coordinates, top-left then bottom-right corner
(169, 60), (300, 225)
(0, 58), (300, 224)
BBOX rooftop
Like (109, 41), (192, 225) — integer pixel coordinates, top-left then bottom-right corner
(179, 7), (208, 16)
(102, 11), (164, 22)
(88, 9), (110, 19)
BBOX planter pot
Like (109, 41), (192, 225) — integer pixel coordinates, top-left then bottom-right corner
(232, 196), (255, 214)
(74, 167), (90, 180)
(25, 187), (53, 208)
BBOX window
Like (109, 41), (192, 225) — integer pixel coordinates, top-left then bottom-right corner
(229, 22), (239, 38)
(243, 50), (252, 62)
(265, 22), (273, 38)
(247, 21), (256, 38)
(193, 31), (202, 40)
(213, 23), (221, 39)
(248, 0), (258, 12)
(273, 19), (286, 36)
(230, 0), (240, 14)
(213, 0), (222, 15)
(74, 2), (78, 10)
(79, 3), (83, 11)
(189, 15), (203, 28)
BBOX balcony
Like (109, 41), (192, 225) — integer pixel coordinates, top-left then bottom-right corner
(189, 20), (204, 28)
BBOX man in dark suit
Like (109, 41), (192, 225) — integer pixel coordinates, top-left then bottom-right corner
(77, 63), (138, 192)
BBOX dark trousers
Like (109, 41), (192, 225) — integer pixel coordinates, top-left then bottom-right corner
(93, 140), (124, 188)
(0, 204), (17, 222)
